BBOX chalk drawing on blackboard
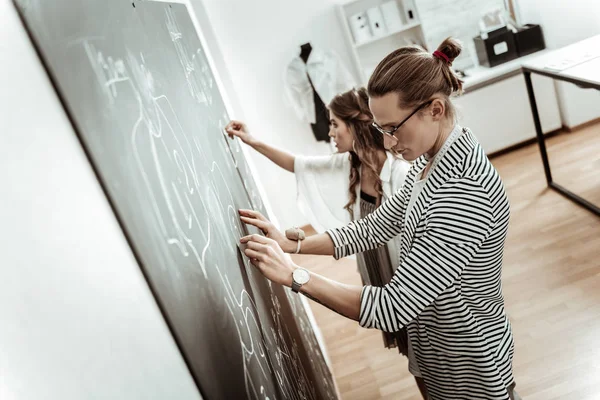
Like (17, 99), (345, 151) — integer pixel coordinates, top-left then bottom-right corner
(83, 39), (218, 281)
(83, 40), (128, 103)
(81, 37), (318, 400)
(165, 6), (212, 105)
(44, 2), (340, 396)
(223, 132), (266, 214)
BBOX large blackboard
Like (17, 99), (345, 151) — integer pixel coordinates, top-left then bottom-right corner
(14, 1), (337, 399)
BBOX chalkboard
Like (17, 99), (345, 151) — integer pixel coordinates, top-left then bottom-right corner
(14, 1), (337, 399)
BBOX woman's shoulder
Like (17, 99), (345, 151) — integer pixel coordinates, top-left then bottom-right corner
(386, 153), (411, 187)
(389, 154), (411, 170)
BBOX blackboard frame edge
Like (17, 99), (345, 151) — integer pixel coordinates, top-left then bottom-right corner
(10, 1), (208, 399)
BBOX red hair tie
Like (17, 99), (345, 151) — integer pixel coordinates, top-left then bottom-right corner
(433, 50), (451, 65)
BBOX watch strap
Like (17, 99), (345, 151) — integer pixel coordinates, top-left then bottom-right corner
(291, 280), (302, 293)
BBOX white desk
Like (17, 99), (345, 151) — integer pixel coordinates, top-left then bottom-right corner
(462, 49), (553, 93)
(522, 35), (600, 216)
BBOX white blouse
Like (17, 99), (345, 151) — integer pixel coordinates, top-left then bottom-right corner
(294, 151), (410, 264)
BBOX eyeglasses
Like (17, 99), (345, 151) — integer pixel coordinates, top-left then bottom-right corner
(372, 100), (434, 138)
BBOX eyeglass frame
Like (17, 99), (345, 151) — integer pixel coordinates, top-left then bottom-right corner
(372, 100), (434, 138)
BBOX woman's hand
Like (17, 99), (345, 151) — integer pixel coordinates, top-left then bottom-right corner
(226, 122), (296, 173)
(239, 209), (296, 253)
(241, 234), (296, 287)
(240, 210), (362, 321)
(225, 120), (258, 147)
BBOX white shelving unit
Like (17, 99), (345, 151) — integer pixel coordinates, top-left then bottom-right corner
(353, 21), (421, 48)
(338, 0), (426, 85)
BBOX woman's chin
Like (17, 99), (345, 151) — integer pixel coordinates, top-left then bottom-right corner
(398, 150), (418, 162)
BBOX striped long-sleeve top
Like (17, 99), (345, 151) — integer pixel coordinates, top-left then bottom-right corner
(326, 127), (515, 400)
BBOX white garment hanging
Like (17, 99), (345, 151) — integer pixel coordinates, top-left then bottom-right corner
(283, 48), (356, 124)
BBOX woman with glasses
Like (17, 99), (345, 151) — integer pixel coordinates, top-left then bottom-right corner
(226, 89), (428, 396)
(238, 38), (519, 400)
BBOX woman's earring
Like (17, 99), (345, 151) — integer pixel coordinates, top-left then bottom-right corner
(352, 140), (357, 153)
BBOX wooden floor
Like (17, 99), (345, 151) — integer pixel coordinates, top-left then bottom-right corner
(292, 123), (600, 400)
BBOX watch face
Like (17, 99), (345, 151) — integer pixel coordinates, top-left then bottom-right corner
(293, 268), (310, 285)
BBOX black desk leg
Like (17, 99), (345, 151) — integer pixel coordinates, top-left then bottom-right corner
(523, 71), (553, 185)
(523, 71), (600, 216)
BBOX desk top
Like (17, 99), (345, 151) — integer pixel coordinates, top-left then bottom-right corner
(522, 34), (600, 87)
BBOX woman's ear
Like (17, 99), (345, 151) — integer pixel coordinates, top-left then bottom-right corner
(430, 99), (445, 121)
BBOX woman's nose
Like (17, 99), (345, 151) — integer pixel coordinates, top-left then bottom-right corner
(383, 134), (396, 150)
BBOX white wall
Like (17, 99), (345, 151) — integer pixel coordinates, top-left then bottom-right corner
(517, 0), (600, 127)
(417, 0), (506, 70)
(198, 0), (359, 228)
(0, 1), (201, 398)
(517, 0), (600, 48)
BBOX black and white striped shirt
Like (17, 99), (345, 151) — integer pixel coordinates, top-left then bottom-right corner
(327, 127), (515, 400)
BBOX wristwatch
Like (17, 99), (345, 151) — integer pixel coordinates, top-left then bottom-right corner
(292, 267), (311, 293)
(285, 227), (305, 254)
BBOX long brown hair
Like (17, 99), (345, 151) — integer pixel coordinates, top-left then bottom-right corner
(367, 37), (464, 120)
(328, 87), (387, 219)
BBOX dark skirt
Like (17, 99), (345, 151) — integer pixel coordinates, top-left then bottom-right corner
(356, 195), (408, 356)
